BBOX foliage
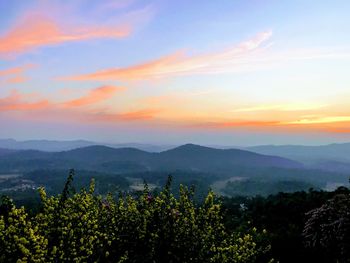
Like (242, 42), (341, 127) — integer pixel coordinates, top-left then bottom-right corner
(22, 169), (130, 194)
(0, 173), (270, 263)
(223, 179), (315, 196)
(303, 187), (350, 262)
(221, 187), (350, 263)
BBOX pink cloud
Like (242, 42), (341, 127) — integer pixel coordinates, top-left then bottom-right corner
(0, 64), (35, 85)
(195, 120), (281, 128)
(0, 86), (123, 112)
(63, 85), (125, 108)
(80, 108), (161, 123)
(0, 90), (50, 111)
(0, 87), (159, 123)
(0, 13), (130, 57)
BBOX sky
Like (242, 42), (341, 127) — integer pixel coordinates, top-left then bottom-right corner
(1, 0), (350, 146)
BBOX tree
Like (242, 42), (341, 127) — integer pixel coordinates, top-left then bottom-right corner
(303, 187), (350, 262)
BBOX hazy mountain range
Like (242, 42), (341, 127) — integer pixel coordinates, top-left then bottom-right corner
(2, 138), (350, 175)
(0, 144), (302, 174)
(247, 143), (350, 161)
(1, 141), (349, 198)
(3, 139), (350, 162)
(0, 139), (173, 152)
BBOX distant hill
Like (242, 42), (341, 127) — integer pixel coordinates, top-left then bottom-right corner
(247, 143), (350, 162)
(155, 144), (302, 172)
(0, 139), (95, 152)
(0, 144), (302, 174)
(0, 148), (16, 156)
(0, 139), (173, 152)
(1, 144), (349, 198)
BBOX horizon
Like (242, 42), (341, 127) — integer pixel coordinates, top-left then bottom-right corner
(1, 1), (350, 145)
(2, 137), (350, 148)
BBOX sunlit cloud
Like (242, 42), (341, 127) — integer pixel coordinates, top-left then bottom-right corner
(283, 116), (350, 125)
(231, 103), (328, 112)
(0, 86), (123, 112)
(0, 64), (35, 84)
(2, 88), (350, 134)
(0, 0), (156, 58)
(89, 109), (161, 122)
(0, 65), (30, 77)
(62, 31), (273, 81)
(0, 88), (159, 123)
(61, 31), (350, 83)
(63, 85), (125, 108)
(0, 90), (50, 111)
(193, 120), (281, 129)
(326, 128), (350, 134)
(0, 13), (130, 57)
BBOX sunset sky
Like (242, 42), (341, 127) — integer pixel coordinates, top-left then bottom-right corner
(1, 0), (350, 145)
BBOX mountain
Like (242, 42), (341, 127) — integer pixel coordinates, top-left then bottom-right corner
(0, 139), (173, 152)
(247, 143), (350, 162)
(0, 139), (95, 152)
(0, 144), (302, 174)
(0, 148), (16, 156)
(155, 144), (302, 171)
(1, 144), (348, 197)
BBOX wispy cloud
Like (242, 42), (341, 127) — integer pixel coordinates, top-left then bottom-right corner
(0, 64), (35, 84)
(282, 116), (350, 125)
(192, 120), (281, 129)
(62, 31), (273, 81)
(189, 113), (350, 133)
(89, 108), (161, 122)
(0, 86), (123, 111)
(0, 0), (156, 58)
(0, 87), (159, 123)
(2, 87), (350, 132)
(0, 13), (130, 57)
(62, 30), (350, 83)
(0, 90), (50, 111)
(231, 103), (328, 112)
(63, 85), (125, 108)
(326, 128), (350, 134)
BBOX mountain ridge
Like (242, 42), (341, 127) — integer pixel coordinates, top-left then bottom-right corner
(0, 144), (303, 173)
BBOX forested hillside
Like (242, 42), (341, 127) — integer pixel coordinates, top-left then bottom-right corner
(0, 144), (348, 199)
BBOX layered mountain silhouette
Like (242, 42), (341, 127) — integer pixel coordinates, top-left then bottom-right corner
(247, 143), (350, 162)
(0, 139), (172, 152)
(0, 144), (302, 173)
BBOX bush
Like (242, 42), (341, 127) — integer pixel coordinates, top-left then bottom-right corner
(0, 171), (271, 262)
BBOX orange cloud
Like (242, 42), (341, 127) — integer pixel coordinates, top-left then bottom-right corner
(6, 75), (30, 84)
(85, 108), (160, 123)
(193, 120), (281, 129)
(0, 90), (50, 111)
(231, 103), (328, 112)
(0, 12), (130, 57)
(117, 109), (160, 120)
(63, 85), (125, 107)
(65, 52), (184, 81)
(62, 31), (272, 81)
(282, 116), (350, 125)
(326, 128), (350, 134)
(0, 86), (123, 112)
(0, 66), (26, 77)
(0, 88), (159, 123)
(0, 64), (34, 84)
